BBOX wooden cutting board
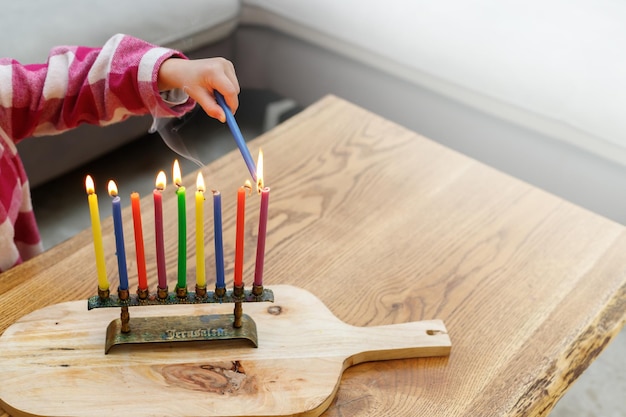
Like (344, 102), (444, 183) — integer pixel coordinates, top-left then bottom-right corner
(0, 285), (450, 417)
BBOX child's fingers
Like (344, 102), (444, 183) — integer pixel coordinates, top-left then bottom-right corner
(213, 79), (240, 115)
(180, 57), (240, 122)
(190, 87), (226, 122)
(224, 62), (240, 95)
(222, 89), (239, 115)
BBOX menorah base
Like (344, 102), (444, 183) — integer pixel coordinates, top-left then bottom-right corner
(92, 286), (271, 352)
(105, 313), (258, 353)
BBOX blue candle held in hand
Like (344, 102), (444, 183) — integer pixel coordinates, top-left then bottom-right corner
(213, 190), (225, 289)
(108, 180), (128, 291)
(215, 91), (257, 182)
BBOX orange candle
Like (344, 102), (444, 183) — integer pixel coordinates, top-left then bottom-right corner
(234, 180), (251, 288)
(131, 192), (148, 291)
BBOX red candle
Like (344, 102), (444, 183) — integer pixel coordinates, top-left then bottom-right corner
(234, 180), (251, 288)
(154, 171), (167, 290)
(254, 149), (269, 287)
(131, 192), (148, 291)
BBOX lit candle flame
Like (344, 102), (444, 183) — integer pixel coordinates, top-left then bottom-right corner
(256, 149), (264, 193)
(244, 179), (253, 195)
(155, 171), (166, 191)
(173, 159), (182, 187)
(85, 175), (95, 195)
(196, 172), (205, 193)
(107, 180), (118, 197)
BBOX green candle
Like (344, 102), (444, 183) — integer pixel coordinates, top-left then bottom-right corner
(173, 160), (187, 290)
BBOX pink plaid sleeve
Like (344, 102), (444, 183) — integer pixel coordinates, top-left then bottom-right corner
(0, 132), (41, 271)
(0, 34), (196, 272)
(0, 33), (195, 143)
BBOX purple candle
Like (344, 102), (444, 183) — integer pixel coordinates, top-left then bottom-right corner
(154, 171), (167, 290)
(254, 149), (269, 287)
(254, 187), (270, 287)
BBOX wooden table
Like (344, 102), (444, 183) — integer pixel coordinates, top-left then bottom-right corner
(1, 95), (625, 416)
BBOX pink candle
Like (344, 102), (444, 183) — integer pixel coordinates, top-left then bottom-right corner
(254, 149), (269, 287)
(154, 171), (167, 290)
(254, 187), (270, 287)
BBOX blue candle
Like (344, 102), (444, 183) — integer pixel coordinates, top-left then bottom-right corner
(108, 180), (128, 291)
(213, 190), (225, 289)
(215, 91), (257, 182)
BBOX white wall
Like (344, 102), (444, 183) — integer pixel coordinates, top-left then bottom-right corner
(234, 26), (626, 225)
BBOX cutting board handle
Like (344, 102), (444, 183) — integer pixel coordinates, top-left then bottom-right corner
(341, 319), (451, 365)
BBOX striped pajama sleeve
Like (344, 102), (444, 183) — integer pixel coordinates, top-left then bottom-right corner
(0, 34), (195, 272)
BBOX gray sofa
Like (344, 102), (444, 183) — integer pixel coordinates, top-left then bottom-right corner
(8, 0), (626, 223)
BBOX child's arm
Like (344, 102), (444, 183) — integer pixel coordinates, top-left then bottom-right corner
(0, 34), (235, 143)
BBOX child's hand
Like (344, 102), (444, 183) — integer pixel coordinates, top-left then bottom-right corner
(157, 57), (240, 122)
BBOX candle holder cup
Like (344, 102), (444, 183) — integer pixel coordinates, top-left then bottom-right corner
(88, 285), (274, 353)
(175, 285), (188, 299)
(157, 286), (169, 300)
(97, 286), (110, 300)
(137, 287), (149, 300)
(252, 284), (264, 297)
(214, 286), (226, 299)
(195, 284), (207, 299)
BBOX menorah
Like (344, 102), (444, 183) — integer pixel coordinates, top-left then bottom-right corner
(88, 283), (274, 353)
(84, 147), (271, 354)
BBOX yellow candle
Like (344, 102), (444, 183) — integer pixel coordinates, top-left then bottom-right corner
(195, 172), (206, 287)
(85, 175), (108, 291)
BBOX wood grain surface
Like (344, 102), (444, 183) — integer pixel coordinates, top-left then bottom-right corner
(1, 95), (625, 416)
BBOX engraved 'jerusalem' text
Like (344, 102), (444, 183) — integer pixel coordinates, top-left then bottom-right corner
(164, 328), (227, 340)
